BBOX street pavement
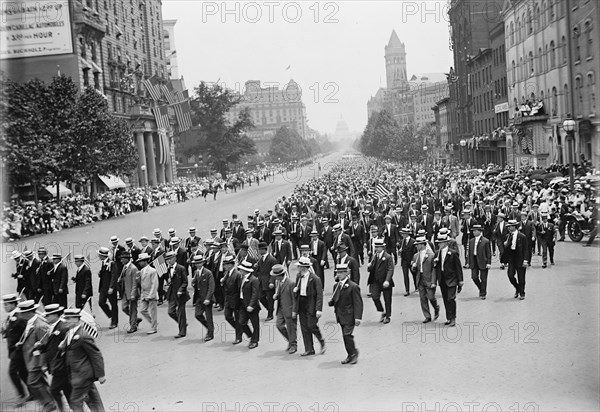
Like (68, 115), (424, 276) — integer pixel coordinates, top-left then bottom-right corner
(1, 152), (599, 411)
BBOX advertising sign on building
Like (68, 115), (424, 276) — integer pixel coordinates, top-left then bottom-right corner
(0, 0), (73, 59)
(494, 102), (509, 114)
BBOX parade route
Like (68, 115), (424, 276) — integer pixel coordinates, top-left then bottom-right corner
(1, 153), (599, 411)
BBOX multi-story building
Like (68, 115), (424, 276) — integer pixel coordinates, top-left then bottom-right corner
(504, 0), (599, 169)
(432, 97), (453, 164)
(448, 0), (505, 156)
(1, 0), (179, 188)
(225, 80), (308, 156)
(163, 19), (179, 79)
(412, 74), (449, 129)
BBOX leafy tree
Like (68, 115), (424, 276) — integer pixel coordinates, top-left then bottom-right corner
(3, 75), (137, 199)
(189, 82), (256, 178)
(268, 126), (311, 162)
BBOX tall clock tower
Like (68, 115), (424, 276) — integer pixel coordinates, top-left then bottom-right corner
(385, 30), (408, 90)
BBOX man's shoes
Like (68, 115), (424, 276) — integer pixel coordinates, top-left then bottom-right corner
(319, 340), (326, 354)
(558, 238), (565, 242)
(434, 310), (439, 321)
(301, 350), (315, 357)
(265, 315), (274, 321)
(174, 334), (186, 339)
(519, 295), (525, 300)
(480, 295), (486, 300)
(146, 330), (157, 335)
(448, 320), (456, 327)
(248, 342), (258, 349)
(109, 324), (117, 329)
(379, 313), (386, 323)
(583, 244), (592, 247)
(500, 264), (505, 269)
(136, 318), (142, 325)
(514, 292), (519, 299)
(444, 320), (451, 325)
(157, 300), (163, 306)
(366, 293), (372, 298)
(404, 292), (410, 296)
(463, 264), (469, 269)
(232, 339), (242, 345)
(422, 318), (431, 324)
(288, 345), (297, 354)
(542, 264), (547, 268)
(341, 356), (352, 364)
(127, 328), (137, 334)
(551, 261), (555, 265)
(383, 317), (391, 324)
(204, 335), (213, 342)
(350, 352), (359, 364)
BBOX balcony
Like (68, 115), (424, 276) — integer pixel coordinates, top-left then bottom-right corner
(72, 3), (106, 34)
(108, 80), (121, 90)
(512, 114), (549, 125)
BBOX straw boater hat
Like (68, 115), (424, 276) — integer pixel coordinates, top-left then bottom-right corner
(238, 261), (254, 273)
(270, 264), (285, 277)
(2, 293), (19, 304)
(137, 253), (151, 262)
(191, 255), (205, 265)
(297, 256), (312, 267)
(44, 303), (64, 316)
(16, 300), (39, 313)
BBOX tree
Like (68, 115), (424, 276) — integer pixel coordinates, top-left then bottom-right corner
(268, 126), (310, 162)
(3, 75), (137, 199)
(389, 123), (427, 163)
(189, 82), (256, 178)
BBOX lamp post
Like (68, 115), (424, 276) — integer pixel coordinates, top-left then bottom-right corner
(140, 164), (147, 188)
(423, 146), (428, 165)
(459, 139), (467, 165)
(563, 118), (576, 190)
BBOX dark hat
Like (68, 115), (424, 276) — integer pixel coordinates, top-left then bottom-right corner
(258, 242), (268, 249)
(239, 244), (249, 250)
(270, 264), (285, 276)
(119, 251), (131, 259)
(336, 244), (348, 252)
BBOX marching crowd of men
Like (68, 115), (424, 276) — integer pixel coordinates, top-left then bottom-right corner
(4, 157), (598, 410)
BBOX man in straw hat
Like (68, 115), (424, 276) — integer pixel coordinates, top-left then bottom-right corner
(1, 293), (31, 407)
(367, 238), (394, 324)
(328, 263), (363, 365)
(191, 255), (215, 341)
(468, 224), (492, 300)
(119, 251), (141, 334)
(433, 232), (463, 327)
(72, 255), (92, 309)
(97, 247), (118, 329)
(138, 253), (159, 334)
(271, 264), (297, 354)
(293, 256), (325, 356)
(15, 300), (54, 411)
(165, 251), (188, 338)
(60, 308), (106, 412)
(504, 219), (528, 300)
(411, 237), (440, 323)
(51, 253), (69, 309)
(237, 261), (261, 349)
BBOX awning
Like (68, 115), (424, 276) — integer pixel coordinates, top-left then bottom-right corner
(44, 183), (72, 196)
(99, 175), (126, 190)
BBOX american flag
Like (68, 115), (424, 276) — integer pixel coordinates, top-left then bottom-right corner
(161, 81), (177, 105)
(80, 298), (98, 339)
(143, 74), (162, 101)
(152, 254), (168, 276)
(152, 106), (170, 131)
(173, 100), (192, 132)
(247, 246), (260, 261)
(375, 183), (390, 198)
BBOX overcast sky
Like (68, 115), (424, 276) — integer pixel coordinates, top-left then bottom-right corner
(162, 0), (453, 135)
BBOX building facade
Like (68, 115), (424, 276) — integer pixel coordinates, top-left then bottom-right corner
(163, 19), (179, 79)
(504, 0), (599, 169)
(1, 0), (178, 188)
(225, 80), (308, 156)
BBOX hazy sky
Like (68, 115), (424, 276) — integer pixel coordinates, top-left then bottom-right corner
(162, 0), (454, 135)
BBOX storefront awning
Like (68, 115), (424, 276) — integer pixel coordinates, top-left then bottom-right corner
(44, 183), (72, 196)
(99, 175), (126, 190)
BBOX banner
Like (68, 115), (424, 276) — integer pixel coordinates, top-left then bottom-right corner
(0, 0), (73, 59)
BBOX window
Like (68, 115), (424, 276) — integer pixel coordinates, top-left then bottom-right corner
(510, 21), (515, 46)
(563, 84), (570, 116)
(575, 76), (583, 115)
(535, 4), (541, 31)
(550, 41), (556, 67)
(529, 51), (534, 75)
(527, 8), (533, 34)
(585, 20), (593, 58)
(542, 0), (547, 26)
(549, 0), (555, 21)
(588, 72), (596, 114)
(511, 60), (516, 83)
(516, 18), (521, 42)
(552, 86), (558, 116)
(573, 26), (581, 61)
(562, 36), (568, 63)
(538, 47), (543, 72)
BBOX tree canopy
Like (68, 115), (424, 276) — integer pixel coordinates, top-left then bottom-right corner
(268, 126), (314, 162)
(188, 81), (256, 177)
(2, 75), (137, 198)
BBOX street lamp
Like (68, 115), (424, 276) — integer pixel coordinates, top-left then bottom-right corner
(459, 139), (467, 165)
(563, 118), (576, 190)
(140, 164), (147, 188)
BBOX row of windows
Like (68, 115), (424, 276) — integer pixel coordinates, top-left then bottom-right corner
(493, 45), (506, 67)
(474, 91), (495, 115)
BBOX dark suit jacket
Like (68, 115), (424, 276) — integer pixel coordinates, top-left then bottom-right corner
(420, 213), (434, 238)
(232, 225), (246, 243)
(241, 274), (261, 310)
(411, 250), (437, 287)
(399, 236), (416, 267)
(254, 226), (272, 245)
(222, 268), (242, 309)
(255, 253), (278, 291)
(298, 224), (312, 246)
(309, 239), (327, 264)
(434, 248), (464, 287)
(493, 220), (509, 243)
(461, 218), (478, 245)
(28, 258), (41, 292)
(64, 327), (105, 385)
(39, 257), (54, 292)
(536, 221), (556, 244)
(75, 265), (93, 297)
(503, 231), (528, 267)
(271, 239), (292, 266)
(330, 280), (363, 325)
(98, 259), (118, 293)
(165, 263), (188, 302)
(39, 319), (69, 374)
(333, 233), (355, 257)
(367, 251), (394, 286)
(320, 226), (334, 249)
(52, 263), (68, 295)
(293, 273), (323, 315)
(468, 236), (492, 269)
(336, 254), (360, 284)
(379, 223), (398, 251)
(192, 267), (214, 304)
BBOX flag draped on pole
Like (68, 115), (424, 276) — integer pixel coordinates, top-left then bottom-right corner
(375, 183), (390, 198)
(247, 246), (260, 261)
(152, 254), (168, 276)
(80, 298), (98, 339)
(143, 74), (162, 101)
(173, 100), (192, 132)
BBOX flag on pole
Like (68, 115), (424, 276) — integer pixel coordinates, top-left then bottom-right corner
(247, 245), (260, 261)
(143, 74), (162, 101)
(375, 183), (390, 198)
(80, 298), (98, 339)
(161, 81), (177, 105)
(153, 254), (168, 276)
(173, 100), (192, 133)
